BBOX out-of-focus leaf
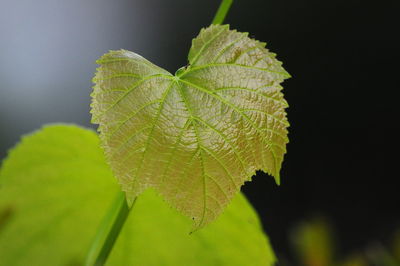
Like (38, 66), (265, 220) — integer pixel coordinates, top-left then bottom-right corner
(0, 125), (276, 266)
(108, 189), (276, 266)
(91, 24), (290, 229)
(0, 125), (119, 266)
(290, 217), (334, 266)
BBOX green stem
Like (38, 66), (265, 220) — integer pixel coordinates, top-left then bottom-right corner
(212, 0), (234, 24)
(85, 192), (134, 266)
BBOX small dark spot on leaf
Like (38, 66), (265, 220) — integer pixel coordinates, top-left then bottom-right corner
(0, 205), (15, 233)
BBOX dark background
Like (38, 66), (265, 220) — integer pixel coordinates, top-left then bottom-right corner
(1, 0), (399, 262)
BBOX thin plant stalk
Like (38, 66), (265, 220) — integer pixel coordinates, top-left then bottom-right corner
(85, 192), (134, 266)
(212, 0), (234, 25)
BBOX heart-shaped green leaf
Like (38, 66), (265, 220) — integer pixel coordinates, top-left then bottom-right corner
(0, 125), (276, 265)
(91, 24), (290, 229)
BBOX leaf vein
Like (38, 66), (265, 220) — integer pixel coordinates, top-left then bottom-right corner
(211, 33), (247, 63)
(190, 26), (228, 66)
(93, 73), (171, 120)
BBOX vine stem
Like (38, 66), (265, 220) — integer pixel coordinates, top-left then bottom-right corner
(85, 1), (233, 265)
(85, 192), (134, 266)
(212, 0), (234, 25)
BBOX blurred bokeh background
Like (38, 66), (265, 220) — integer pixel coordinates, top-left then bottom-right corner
(1, 0), (399, 263)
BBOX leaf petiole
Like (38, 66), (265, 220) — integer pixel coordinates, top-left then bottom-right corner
(85, 192), (134, 266)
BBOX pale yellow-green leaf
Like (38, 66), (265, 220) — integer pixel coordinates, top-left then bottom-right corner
(91, 24), (290, 229)
(0, 125), (276, 266)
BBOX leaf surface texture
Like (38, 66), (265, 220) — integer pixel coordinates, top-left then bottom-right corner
(91, 24), (290, 228)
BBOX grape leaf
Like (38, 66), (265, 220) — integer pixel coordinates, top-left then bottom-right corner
(0, 125), (276, 265)
(91, 24), (290, 229)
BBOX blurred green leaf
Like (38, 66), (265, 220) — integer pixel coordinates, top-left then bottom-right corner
(290, 217), (334, 266)
(0, 125), (276, 266)
(91, 24), (290, 229)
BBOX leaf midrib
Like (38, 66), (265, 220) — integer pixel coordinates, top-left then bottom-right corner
(175, 81), (208, 227)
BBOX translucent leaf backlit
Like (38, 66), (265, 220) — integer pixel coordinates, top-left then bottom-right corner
(91, 24), (290, 229)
